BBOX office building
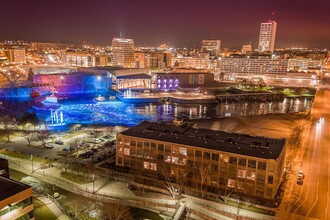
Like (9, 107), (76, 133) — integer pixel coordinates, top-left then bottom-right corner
(288, 59), (323, 72)
(201, 40), (221, 57)
(241, 43), (253, 54)
(0, 176), (34, 220)
(62, 52), (95, 67)
(31, 42), (83, 50)
(258, 21), (277, 53)
(112, 38), (135, 68)
(7, 47), (26, 63)
(95, 55), (112, 66)
(172, 53), (209, 69)
(116, 121), (286, 200)
(217, 58), (288, 75)
(134, 52), (168, 69)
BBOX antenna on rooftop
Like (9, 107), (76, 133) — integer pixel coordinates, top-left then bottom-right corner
(270, 11), (276, 21)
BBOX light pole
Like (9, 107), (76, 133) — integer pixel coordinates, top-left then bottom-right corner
(30, 154), (33, 173)
(92, 173), (95, 194)
(236, 198), (240, 219)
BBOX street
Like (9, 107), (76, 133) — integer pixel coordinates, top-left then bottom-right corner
(289, 89), (330, 220)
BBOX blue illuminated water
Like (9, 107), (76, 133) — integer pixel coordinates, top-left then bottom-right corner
(0, 92), (313, 130)
(28, 96), (313, 130)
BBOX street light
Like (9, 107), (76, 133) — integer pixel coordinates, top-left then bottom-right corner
(92, 173), (95, 193)
(30, 154), (33, 173)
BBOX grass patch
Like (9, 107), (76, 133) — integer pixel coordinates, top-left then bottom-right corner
(9, 169), (28, 181)
(0, 149), (52, 163)
(227, 200), (276, 216)
(33, 198), (57, 220)
(61, 172), (91, 184)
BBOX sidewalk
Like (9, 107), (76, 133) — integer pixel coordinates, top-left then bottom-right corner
(37, 196), (70, 220)
(8, 155), (276, 220)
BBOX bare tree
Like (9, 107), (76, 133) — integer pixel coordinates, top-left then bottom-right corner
(0, 115), (16, 142)
(160, 164), (189, 198)
(0, 69), (25, 96)
(36, 131), (50, 147)
(101, 203), (132, 220)
(288, 123), (304, 151)
(197, 161), (211, 199)
(69, 138), (84, 156)
(22, 123), (36, 146)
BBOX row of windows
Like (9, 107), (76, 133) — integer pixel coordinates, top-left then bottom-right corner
(118, 138), (270, 171)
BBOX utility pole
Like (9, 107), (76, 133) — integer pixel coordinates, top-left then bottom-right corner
(30, 154), (34, 173)
(92, 173), (95, 193)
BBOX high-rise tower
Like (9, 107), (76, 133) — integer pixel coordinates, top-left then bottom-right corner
(112, 38), (135, 67)
(258, 21), (277, 53)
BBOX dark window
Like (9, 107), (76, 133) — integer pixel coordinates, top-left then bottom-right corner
(195, 150), (202, 158)
(203, 152), (210, 160)
(238, 158), (246, 166)
(248, 160), (256, 168)
(158, 144), (164, 151)
(267, 175), (273, 184)
(212, 153), (219, 161)
(229, 157), (237, 165)
(258, 162), (267, 170)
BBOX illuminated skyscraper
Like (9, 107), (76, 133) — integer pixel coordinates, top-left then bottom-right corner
(201, 39), (221, 57)
(258, 21), (277, 53)
(112, 38), (135, 68)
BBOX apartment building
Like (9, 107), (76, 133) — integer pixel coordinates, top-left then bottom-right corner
(116, 121), (286, 200)
(217, 58), (288, 75)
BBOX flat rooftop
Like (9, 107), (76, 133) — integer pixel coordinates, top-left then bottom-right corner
(120, 121), (285, 160)
(0, 176), (31, 201)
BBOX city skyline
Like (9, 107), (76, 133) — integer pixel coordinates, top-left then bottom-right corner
(1, 0), (330, 49)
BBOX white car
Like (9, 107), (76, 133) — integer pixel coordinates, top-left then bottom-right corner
(92, 138), (102, 144)
(297, 170), (304, 179)
(45, 143), (54, 149)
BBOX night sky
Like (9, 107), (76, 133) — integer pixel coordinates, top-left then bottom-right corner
(1, 0), (330, 49)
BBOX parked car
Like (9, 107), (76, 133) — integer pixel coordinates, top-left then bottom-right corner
(45, 143), (54, 149)
(62, 147), (69, 151)
(92, 138), (102, 144)
(55, 140), (64, 145)
(297, 178), (304, 185)
(297, 170), (304, 179)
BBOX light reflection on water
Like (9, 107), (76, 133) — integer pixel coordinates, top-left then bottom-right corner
(32, 97), (313, 129)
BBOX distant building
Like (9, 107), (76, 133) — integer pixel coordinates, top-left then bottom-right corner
(31, 42), (83, 50)
(172, 53), (209, 69)
(62, 51), (95, 67)
(241, 43), (253, 54)
(116, 121), (286, 200)
(155, 72), (214, 89)
(134, 52), (168, 69)
(258, 21), (277, 53)
(217, 57), (288, 75)
(288, 58), (323, 72)
(7, 47), (26, 63)
(112, 38), (135, 68)
(0, 176), (34, 219)
(201, 40), (221, 57)
(95, 55), (112, 67)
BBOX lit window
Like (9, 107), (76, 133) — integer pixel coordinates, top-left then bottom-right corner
(179, 147), (187, 155)
(118, 147), (123, 154)
(150, 163), (157, 171)
(246, 171), (256, 180)
(237, 169), (246, 178)
(124, 148), (130, 156)
(228, 179), (237, 188)
(143, 161), (150, 169)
